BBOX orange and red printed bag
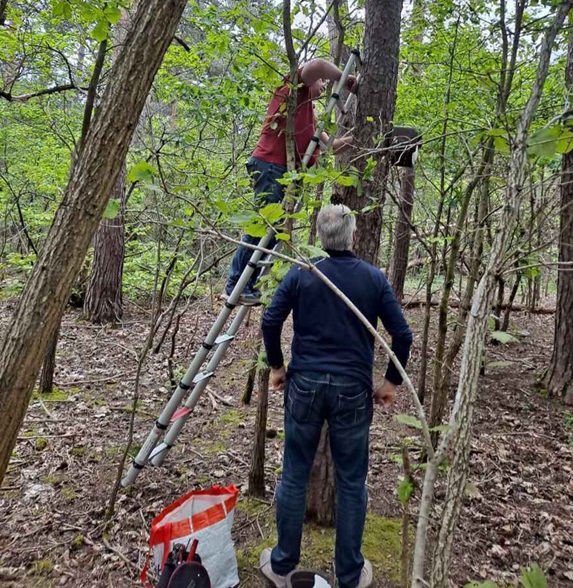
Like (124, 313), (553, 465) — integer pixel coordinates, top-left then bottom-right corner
(142, 485), (240, 588)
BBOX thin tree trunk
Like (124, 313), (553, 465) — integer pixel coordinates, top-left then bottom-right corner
(501, 272), (522, 331)
(389, 166), (415, 302)
(39, 324), (59, 394)
(0, 0), (188, 484)
(248, 367), (269, 498)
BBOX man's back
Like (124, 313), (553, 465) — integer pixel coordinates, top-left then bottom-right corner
(262, 250), (412, 389)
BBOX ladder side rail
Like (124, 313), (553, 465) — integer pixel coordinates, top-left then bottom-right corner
(150, 304), (250, 466)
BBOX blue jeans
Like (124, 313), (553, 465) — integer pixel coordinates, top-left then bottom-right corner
(226, 157), (287, 294)
(271, 371), (373, 588)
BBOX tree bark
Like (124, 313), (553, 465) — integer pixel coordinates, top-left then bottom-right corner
(39, 323), (59, 394)
(306, 425), (336, 526)
(248, 367), (269, 498)
(0, 0), (188, 484)
(545, 26), (573, 406)
(83, 167), (126, 323)
(389, 166), (415, 303)
(332, 0), (403, 264)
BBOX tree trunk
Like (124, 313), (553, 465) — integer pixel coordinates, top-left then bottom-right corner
(389, 166), (415, 302)
(39, 324), (59, 394)
(306, 425), (336, 526)
(332, 0), (403, 264)
(248, 367), (269, 498)
(545, 27), (573, 406)
(0, 0), (188, 484)
(83, 167), (126, 323)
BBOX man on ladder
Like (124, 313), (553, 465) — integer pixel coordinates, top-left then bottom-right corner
(223, 58), (358, 305)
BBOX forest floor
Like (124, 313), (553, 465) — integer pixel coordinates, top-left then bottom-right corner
(0, 292), (572, 588)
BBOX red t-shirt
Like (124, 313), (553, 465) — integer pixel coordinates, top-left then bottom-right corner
(252, 75), (318, 167)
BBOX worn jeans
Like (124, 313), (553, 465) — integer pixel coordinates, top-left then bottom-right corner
(271, 370), (373, 588)
(226, 156), (287, 294)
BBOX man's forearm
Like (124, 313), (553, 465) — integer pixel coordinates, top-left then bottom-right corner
(262, 325), (284, 369)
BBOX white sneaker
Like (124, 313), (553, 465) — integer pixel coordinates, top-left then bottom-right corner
(259, 547), (288, 588)
(356, 559), (373, 588)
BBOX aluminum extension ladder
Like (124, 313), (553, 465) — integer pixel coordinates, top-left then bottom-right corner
(121, 49), (360, 488)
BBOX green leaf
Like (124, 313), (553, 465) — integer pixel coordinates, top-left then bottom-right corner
(104, 6), (122, 25)
(490, 331), (518, 345)
(244, 223), (267, 237)
(397, 478), (414, 505)
(527, 126), (561, 158)
(464, 581), (499, 588)
(275, 232), (290, 241)
(53, 1), (72, 19)
(484, 128), (506, 137)
(259, 202), (284, 225)
(213, 199), (230, 214)
(363, 157), (377, 181)
(493, 136), (509, 153)
(229, 212), (256, 224)
(127, 161), (156, 183)
(102, 199), (120, 219)
(394, 414), (423, 430)
(91, 20), (110, 42)
(335, 174), (356, 187)
(301, 244), (328, 258)
(520, 564), (547, 588)
(429, 424), (450, 433)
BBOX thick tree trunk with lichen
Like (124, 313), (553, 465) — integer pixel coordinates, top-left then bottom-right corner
(0, 0), (188, 484)
(332, 0), (403, 264)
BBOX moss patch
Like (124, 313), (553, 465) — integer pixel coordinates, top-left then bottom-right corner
(32, 387), (69, 402)
(221, 409), (244, 427)
(35, 437), (48, 451)
(33, 558), (54, 574)
(237, 510), (406, 585)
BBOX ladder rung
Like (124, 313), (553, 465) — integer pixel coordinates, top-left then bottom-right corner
(193, 371), (214, 384)
(215, 334), (235, 345)
(257, 259), (274, 267)
(149, 442), (169, 460)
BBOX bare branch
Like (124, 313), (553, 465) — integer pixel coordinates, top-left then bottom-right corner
(0, 83), (77, 103)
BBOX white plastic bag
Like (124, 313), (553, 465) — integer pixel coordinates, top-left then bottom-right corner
(142, 485), (239, 588)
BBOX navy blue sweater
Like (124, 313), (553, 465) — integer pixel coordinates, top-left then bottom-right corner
(261, 250), (413, 388)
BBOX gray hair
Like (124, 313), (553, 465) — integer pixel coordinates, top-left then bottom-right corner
(317, 204), (356, 251)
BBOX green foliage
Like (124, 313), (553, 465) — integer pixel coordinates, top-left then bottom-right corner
(490, 331), (519, 345)
(394, 413), (423, 430)
(464, 564), (548, 588)
(397, 477), (414, 505)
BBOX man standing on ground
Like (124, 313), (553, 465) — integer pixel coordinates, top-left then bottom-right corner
(259, 204), (413, 588)
(224, 59), (357, 305)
